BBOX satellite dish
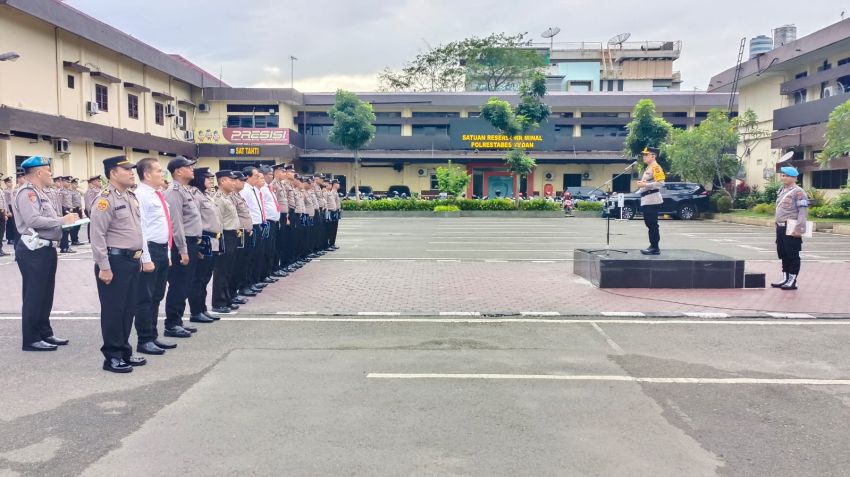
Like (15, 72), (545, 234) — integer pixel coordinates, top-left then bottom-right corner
(778, 151), (794, 163)
(541, 27), (561, 39)
(607, 32), (632, 47)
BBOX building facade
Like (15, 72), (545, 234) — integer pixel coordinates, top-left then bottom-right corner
(2, 0), (731, 199)
(709, 19), (850, 196)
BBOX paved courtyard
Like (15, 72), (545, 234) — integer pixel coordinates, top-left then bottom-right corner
(1, 217), (850, 476)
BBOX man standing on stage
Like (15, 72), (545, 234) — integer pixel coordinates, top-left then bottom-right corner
(637, 147), (665, 255)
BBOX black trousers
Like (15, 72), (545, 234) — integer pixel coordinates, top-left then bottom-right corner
(314, 213), (325, 252)
(134, 242), (169, 344)
(275, 213), (287, 269)
(189, 244), (216, 315)
(641, 204), (660, 249)
(96, 254), (140, 360)
(286, 211), (298, 264)
(213, 231), (238, 308)
(60, 207), (72, 250)
(776, 225), (803, 275)
(0, 213), (6, 250)
(232, 230), (251, 293)
(245, 224), (264, 285)
(165, 238), (199, 328)
(69, 207), (82, 243)
(329, 215), (339, 246)
(6, 214), (17, 244)
(264, 220), (278, 277)
(16, 243), (57, 346)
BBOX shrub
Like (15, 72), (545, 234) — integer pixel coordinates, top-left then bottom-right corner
(709, 189), (732, 212)
(752, 203), (775, 215)
(517, 199), (561, 211)
(341, 198), (558, 211)
(434, 205), (460, 212)
(805, 187), (828, 208)
(762, 181), (781, 204)
(575, 201), (604, 211)
(810, 205), (850, 219)
(715, 195), (733, 213)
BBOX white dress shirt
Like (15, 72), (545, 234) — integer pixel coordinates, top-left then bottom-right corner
(240, 184), (264, 225)
(136, 182), (171, 264)
(259, 183), (278, 222)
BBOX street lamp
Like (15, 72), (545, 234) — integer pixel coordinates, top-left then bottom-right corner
(0, 52), (20, 62)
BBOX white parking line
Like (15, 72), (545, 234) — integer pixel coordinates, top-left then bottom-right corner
(366, 373), (850, 385)
(766, 312), (815, 319)
(274, 311), (318, 315)
(358, 312), (401, 316)
(520, 312), (561, 316)
(438, 312), (482, 316)
(601, 312), (646, 317)
(590, 322), (624, 354)
(684, 312), (730, 318)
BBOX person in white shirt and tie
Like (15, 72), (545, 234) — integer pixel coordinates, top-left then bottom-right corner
(133, 158), (179, 354)
(258, 165), (280, 286)
(239, 166), (268, 293)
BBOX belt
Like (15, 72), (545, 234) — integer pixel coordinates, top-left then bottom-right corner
(776, 222), (787, 227)
(20, 235), (57, 248)
(640, 190), (659, 197)
(107, 247), (142, 260)
(203, 231), (222, 239)
(147, 241), (168, 248)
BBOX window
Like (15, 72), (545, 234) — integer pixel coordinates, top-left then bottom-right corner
(430, 175), (439, 190)
(411, 112), (460, 118)
(227, 104), (279, 114)
(811, 169), (848, 189)
(583, 112), (630, 118)
(412, 125), (449, 136)
(567, 81), (592, 92)
(695, 112), (710, 119)
(583, 125), (628, 137)
(793, 89), (807, 104)
(95, 84), (108, 112)
(838, 57), (850, 66)
(817, 60), (832, 72)
(178, 110), (187, 131)
(554, 125), (574, 136)
(662, 112), (688, 118)
(127, 94), (139, 119)
(300, 124), (332, 136)
(375, 125), (401, 135)
(67, 75), (75, 89)
(374, 112), (402, 118)
(552, 112), (574, 118)
(563, 174), (582, 189)
(467, 112), (481, 118)
(155, 102), (164, 125)
(795, 71), (808, 79)
(618, 80), (624, 91)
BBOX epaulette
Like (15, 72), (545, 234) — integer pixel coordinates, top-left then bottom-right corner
(100, 189), (110, 197)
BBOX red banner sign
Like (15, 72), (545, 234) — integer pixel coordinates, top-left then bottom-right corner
(223, 128), (289, 145)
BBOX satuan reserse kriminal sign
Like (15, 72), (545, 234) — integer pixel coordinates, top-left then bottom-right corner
(449, 119), (556, 150)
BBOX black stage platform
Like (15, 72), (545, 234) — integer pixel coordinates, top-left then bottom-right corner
(573, 249), (752, 289)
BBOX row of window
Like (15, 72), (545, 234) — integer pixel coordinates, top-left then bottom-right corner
(294, 110), (702, 119)
(69, 77), (186, 129)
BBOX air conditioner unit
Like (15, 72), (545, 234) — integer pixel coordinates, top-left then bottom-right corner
(176, 116), (185, 128)
(165, 104), (177, 117)
(823, 86), (838, 98)
(198, 103), (211, 113)
(184, 130), (194, 141)
(417, 168), (427, 177)
(582, 172), (592, 181)
(544, 172), (554, 181)
(86, 101), (99, 115)
(54, 138), (70, 153)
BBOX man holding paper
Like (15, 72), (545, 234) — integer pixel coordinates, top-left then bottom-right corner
(772, 166), (809, 291)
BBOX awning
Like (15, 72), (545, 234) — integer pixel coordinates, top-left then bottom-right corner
(62, 61), (90, 73)
(123, 82), (151, 93)
(90, 71), (121, 83)
(177, 99), (197, 108)
(152, 91), (175, 101)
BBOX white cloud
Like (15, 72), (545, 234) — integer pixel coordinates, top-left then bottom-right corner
(253, 73), (381, 93)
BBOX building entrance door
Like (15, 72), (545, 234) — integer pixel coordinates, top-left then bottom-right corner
(487, 175), (513, 199)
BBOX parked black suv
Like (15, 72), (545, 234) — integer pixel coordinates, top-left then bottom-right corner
(386, 185), (412, 199)
(604, 182), (710, 220)
(346, 186), (375, 200)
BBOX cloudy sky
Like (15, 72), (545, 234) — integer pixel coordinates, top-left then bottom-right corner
(66, 0), (844, 92)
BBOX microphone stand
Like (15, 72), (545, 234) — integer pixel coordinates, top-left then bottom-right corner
(587, 161), (637, 256)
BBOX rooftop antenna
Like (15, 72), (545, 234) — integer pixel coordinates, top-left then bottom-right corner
(541, 27), (561, 51)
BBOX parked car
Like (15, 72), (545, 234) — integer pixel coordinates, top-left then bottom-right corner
(345, 186), (375, 200)
(604, 182), (710, 220)
(386, 185), (412, 199)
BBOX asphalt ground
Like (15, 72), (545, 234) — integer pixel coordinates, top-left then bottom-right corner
(1, 217), (849, 476)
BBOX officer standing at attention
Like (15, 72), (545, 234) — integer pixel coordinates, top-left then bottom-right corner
(90, 156), (147, 373)
(133, 157), (180, 353)
(0, 174), (7, 256)
(188, 167), (222, 324)
(164, 156), (202, 337)
(240, 166), (269, 294)
(637, 147), (666, 255)
(270, 163), (290, 277)
(69, 178), (83, 245)
(13, 156), (78, 351)
(211, 170), (241, 314)
(230, 172), (255, 300)
(258, 165), (280, 285)
(84, 175), (102, 242)
(58, 176), (75, 253)
(771, 166), (809, 291)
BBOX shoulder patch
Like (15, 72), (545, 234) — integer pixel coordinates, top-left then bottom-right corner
(95, 198), (109, 212)
(100, 189), (110, 197)
(27, 191), (37, 203)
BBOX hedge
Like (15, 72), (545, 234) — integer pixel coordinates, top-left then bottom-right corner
(341, 198), (560, 211)
(575, 201), (604, 211)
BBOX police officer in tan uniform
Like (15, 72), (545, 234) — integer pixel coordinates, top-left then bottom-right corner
(211, 170), (241, 313)
(270, 164), (290, 276)
(69, 178), (83, 245)
(13, 157), (78, 351)
(58, 176), (75, 253)
(771, 166), (809, 291)
(230, 171), (256, 299)
(0, 174), (7, 256)
(89, 156), (146, 373)
(84, 175), (102, 242)
(637, 147), (666, 255)
(188, 167), (222, 323)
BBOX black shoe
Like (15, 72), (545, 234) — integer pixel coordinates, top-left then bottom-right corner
(183, 325), (198, 333)
(6, 240), (12, 245)
(262, 277), (277, 284)
(71, 241), (83, 246)
(228, 304), (240, 310)
(284, 266), (296, 273)
(771, 273), (789, 288)
(272, 270), (287, 278)
(780, 274), (798, 290)
(231, 297), (248, 305)
(189, 314), (214, 323)
(164, 326), (192, 338)
(137, 341), (165, 355)
(317, 251), (326, 256)
(211, 306), (232, 314)
(127, 356), (147, 366)
(103, 358), (133, 373)
(153, 339), (177, 349)
(60, 248), (76, 254)
(640, 247), (661, 255)
(43, 336), (69, 346)
(238, 289), (257, 297)
(331, 245), (339, 250)
(253, 282), (268, 288)
(201, 311), (221, 321)
(22, 340), (58, 351)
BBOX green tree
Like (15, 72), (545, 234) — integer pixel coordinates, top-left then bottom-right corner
(818, 99), (850, 167)
(328, 90), (376, 202)
(480, 71), (550, 202)
(624, 99), (673, 171)
(665, 109), (740, 187)
(378, 33), (546, 92)
(435, 160), (471, 197)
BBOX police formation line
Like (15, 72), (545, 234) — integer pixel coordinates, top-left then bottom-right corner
(11, 155), (341, 373)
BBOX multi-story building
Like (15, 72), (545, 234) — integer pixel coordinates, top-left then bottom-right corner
(709, 19), (850, 195)
(2, 0), (730, 200)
